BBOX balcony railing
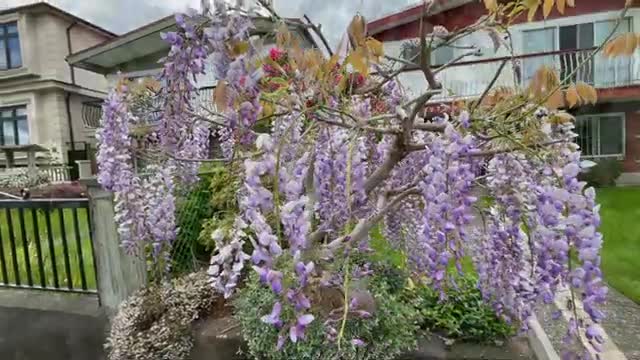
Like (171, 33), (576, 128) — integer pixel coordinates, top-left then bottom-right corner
(397, 48), (640, 102)
(81, 86), (216, 131)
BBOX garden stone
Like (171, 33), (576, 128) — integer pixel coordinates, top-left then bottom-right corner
(191, 316), (245, 360)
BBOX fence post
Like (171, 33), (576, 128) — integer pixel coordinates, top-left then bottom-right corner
(81, 178), (147, 317)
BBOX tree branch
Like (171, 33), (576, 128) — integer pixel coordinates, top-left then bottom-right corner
(303, 15), (333, 56)
(432, 49), (481, 75)
(364, 137), (406, 194)
(470, 59), (508, 115)
(464, 139), (570, 157)
(325, 186), (421, 250)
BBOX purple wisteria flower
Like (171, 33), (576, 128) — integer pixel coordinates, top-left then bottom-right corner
(289, 314), (314, 343)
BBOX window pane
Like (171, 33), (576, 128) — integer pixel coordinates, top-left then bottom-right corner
(432, 46), (454, 66)
(17, 119), (28, 145)
(523, 28), (555, 54)
(578, 23), (594, 49)
(560, 25), (577, 50)
(8, 37), (21, 68)
(7, 23), (18, 34)
(15, 106), (26, 117)
(576, 116), (597, 156)
(0, 26), (4, 36)
(595, 19), (630, 45)
(3, 121), (15, 145)
(599, 116), (624, 155)
(0, 40), (6, 70)
(1, 110), (12, 118)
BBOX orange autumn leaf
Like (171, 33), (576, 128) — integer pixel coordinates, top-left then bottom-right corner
(566, 0), (575, 6)
(556, 0), (566, 13)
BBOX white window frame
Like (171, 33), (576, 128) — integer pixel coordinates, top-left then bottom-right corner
(575, 112), (626, 159)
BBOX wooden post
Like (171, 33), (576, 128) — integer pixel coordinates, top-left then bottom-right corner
(26, 151), (36, 176)
(81, 178), (147, 317)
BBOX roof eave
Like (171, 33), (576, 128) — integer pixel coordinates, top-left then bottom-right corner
(368, 0), (476, 36)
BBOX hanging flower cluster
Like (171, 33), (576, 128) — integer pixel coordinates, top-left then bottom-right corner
(98, 4), (611, 358)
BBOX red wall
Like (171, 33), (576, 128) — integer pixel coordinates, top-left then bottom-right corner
(373, 0), (628, 42)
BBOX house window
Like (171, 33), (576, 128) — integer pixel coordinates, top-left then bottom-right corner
(0, 106), (29, 145)
(521, 19), (632, 86)
(0, 22), (22, 70)
(400, 39), (455, 66)
(575, 113), (625, 158)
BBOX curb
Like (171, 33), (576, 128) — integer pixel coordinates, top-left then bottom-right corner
(528, 315), (560, 360)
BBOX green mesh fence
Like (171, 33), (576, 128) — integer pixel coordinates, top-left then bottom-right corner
(171, 176), (214, 275)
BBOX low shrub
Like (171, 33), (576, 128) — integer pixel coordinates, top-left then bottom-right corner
(234, 266), (420, 360)
(0, 168), (49, 189)
(410, 275), (515, 344)
(578, 158), (622, 187)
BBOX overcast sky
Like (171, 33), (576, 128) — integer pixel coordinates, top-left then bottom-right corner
(2, 0), (418, 45)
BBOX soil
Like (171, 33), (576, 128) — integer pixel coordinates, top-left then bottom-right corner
(0, 182), (87, 199)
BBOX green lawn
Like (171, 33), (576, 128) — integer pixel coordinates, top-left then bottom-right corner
(0, 208), (96, 291)
(597, 187), (640, 303)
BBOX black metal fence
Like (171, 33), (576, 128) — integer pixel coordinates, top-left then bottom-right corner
(0, 199), (98, 294)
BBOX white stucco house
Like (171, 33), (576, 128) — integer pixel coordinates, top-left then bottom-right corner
(0, 2), (115, 178)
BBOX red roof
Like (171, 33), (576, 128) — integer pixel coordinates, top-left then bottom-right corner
(367, 0), (475, 36)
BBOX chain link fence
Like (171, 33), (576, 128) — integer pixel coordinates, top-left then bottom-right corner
(171, 176), (214, 275)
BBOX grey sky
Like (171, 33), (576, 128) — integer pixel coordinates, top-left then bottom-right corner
(2, 0), (417, 45)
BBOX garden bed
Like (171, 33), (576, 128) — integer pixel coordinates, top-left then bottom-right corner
(190, 315), (535, 360)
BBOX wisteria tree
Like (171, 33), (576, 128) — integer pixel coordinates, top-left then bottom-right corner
(96, 0), (631, 358)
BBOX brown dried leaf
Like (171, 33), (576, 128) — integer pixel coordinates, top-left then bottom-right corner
(552, 111), (575, 124)
(365, 37), (384, 60)
(543, 0), (554, 18)
(214, 80), (229, 112)
(228, 41), (249, 57)
(346, 47), (369, 76)
(528, 65), (560, 98)
(556, 0), (566, 13)
(524, 0), (540, 21)
(483, 0), (498, 11)
(604, 36), (620, 57)
(565, 85), (581, 108)
(623, 32), (638, 56)
(348, 14), (367, 47)
(576, 82), (598, 105)
(546, 89), (565, 110)
(603, 33), (639, 58)
(276, 22), (291, 47)
(566, 0), (575, 6)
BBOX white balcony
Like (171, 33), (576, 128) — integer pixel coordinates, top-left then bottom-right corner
(397, 48), (640, 103)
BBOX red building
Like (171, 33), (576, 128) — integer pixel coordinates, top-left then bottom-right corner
(369, 0), (640, 184)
